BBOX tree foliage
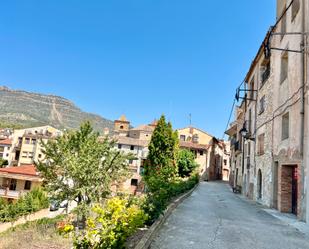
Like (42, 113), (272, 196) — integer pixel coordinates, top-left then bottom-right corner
(36, 121), (133, 217)
(177, 149), (199, 177)
(73, 196), (147, 249)
(144, 115), (179, 188)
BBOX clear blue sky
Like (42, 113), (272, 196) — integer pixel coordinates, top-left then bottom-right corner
(0, 1), (276, 138)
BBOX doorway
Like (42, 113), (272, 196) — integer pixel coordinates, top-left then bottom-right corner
(257, 169), (262, 199)
(280, 165), (298, 215)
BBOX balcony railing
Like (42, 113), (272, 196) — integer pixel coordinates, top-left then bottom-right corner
(0, 188), (28, 199)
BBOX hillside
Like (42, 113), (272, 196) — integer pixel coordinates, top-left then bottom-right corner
(0, 86), (113, 132)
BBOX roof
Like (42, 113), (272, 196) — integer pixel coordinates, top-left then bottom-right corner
(0, 165), (39, 177)
(115, 136), (149, 147)
(225, 122), (237, 136)
(131, 124), (154, 132)
(179, 141), (209, 151)
(177, 126), (214, 138)
(0, 138), (12, 145)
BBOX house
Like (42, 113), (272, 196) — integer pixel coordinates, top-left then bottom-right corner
(112, 116), (155, 194)
(0, 164), (42, 202)
(177, 127), (230, 181)
(0, 138), (13, 166)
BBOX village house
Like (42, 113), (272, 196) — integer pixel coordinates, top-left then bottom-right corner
(226, 0), (309, 222)
(177, 127), (230, 181)
(0, 164), (42, 203)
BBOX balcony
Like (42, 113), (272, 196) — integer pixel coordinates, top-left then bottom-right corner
(233, 141), (242, 153)
(0, 187), (27, 199)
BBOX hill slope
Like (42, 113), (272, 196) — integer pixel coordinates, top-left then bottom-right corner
(0, 86), (113, 132)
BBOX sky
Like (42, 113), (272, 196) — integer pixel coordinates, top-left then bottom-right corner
(0, 1), (276, 138)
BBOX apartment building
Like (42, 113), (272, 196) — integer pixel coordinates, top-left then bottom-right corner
(10, 125), (62, 166)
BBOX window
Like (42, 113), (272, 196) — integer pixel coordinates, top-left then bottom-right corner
(199, 150), (204, 156)
(248, 109), (252, 134)
(280, 51), (288, 83)
(282, 112), (289, 140)
(261, 60), (270, 86)
(250, 79), (256, 100)
(24, 180), (32, 190)
(258, 134), (265, 155)
(130, 145), (134, 151)
(281, 7), (287, 39)
(25, 138), (30, 144)
(180, 135), (186, 141)
(38, 154), (42, 159)
(118, 144), (122, 149)
(259, 96), (265, 114)
(31, 139), (37, 145)
(22, 152), (27, 158)
(224, 159), (227, 166)
(28, 152), (34, 159)
(291, 0), (300, 21)
(131, 179), (138, 186)
(192, 134), (199, 143)
(129, 159), (133, 164)
(120, 125), (124, 130)
(247, 141), (251, 157)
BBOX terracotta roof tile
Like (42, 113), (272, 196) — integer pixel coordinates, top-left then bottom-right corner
(0, 165), (39, 176)
(0, 138), (12, 145)
(179, 141), (209, 151)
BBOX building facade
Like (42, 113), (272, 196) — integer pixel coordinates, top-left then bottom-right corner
(226, 0), (309, 221)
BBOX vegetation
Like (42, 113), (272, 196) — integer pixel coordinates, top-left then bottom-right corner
(0, 188), (49, 222)
(73, 196), (147, 249)
(0, 158), (8, 168)
(144, 115), (179, 192)
(0, 215), (71, 249)
(177, 149), (199, 177)
(37, 122), (134, 222)
(142, 115), (199, 224)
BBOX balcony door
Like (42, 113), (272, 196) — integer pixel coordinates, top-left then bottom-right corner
(9, 179), (17, 191)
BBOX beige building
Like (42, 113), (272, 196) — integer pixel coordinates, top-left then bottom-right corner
(0, 164), (42, 202)
(10, 126), (61, 166)
(226, 0), (309, 222)
(177, 127), (230, 181)
(112, 116), (155, 194)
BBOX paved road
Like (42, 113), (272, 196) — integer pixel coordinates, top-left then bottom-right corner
(150, 181), (309, 249)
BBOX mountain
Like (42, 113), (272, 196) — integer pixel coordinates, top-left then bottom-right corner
(0, 86), (114, 132)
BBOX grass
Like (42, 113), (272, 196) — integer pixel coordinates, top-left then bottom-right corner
(0, 215), (72, 249)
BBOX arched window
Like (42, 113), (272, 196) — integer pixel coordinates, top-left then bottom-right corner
(257, 169), (262, 199)
(120, 125), (124, 130)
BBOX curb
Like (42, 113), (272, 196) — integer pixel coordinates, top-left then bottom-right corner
(134, 183), (199, 249)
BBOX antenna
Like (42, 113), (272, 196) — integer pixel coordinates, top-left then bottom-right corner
(189, 113), (192, 127)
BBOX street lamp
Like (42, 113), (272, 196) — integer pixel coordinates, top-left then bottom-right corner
(239, 126), (255, 141)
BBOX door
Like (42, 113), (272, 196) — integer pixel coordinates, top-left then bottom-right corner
(9, 179), (17, 191)
(292, 167), (298, 215)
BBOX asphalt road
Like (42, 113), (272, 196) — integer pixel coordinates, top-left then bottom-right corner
(150, 181), (309, 249)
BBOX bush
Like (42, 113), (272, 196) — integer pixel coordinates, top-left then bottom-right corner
(73, 197), (148, 249)
(143, 173), (199, 224)
(0, 187), (49, 222)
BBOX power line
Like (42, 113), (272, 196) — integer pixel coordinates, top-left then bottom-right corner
(222, 98), (236, 140)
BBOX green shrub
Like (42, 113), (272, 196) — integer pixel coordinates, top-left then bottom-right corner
(73, 196), (148, 249)
(143, 173), (199, 224)
(0, 187), (49, 223)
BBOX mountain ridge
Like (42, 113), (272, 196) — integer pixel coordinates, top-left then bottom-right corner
(0, 86), (114, 132)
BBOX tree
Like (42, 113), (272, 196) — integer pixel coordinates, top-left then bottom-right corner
(36, 122), (133, 219)
(0, 158), (8, 168)
(177, 149), (199, 177)
(144, 115), (179, 191)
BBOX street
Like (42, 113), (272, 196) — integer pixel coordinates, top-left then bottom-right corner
(150, 182), (309, 249)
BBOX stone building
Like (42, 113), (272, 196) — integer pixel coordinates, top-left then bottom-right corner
(226, 0), (309, 222)
(112, 115), (155, 194)
(177, 127), (230, 181)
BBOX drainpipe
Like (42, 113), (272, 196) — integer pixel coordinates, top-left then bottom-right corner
(300, 0), (306, 221)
